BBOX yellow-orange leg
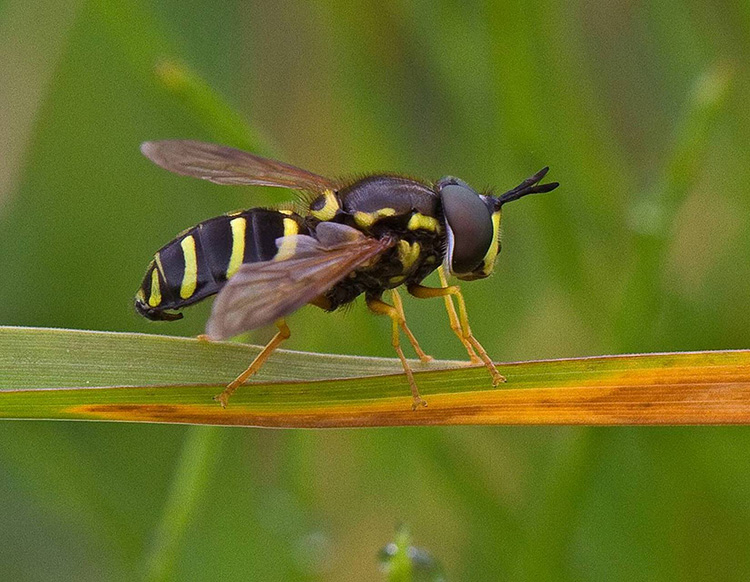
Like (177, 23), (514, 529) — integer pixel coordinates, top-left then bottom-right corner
(213, 320), (291, 408)
(437, 267), (481, 364)
(390, 288), (433, 363)
(367, 297), (428, 410)
(408, 278), (506, 386)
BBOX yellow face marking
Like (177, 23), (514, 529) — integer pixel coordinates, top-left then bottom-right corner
(407, 213), (441, 232)
(136, 287), (146, 302)
(397, 240), (421, 270)
(278, 209), (294, 216)
(310, 190), (340, 221)
(180, 235), (198, 299)
(148, 267), (162, 307)
(389, 275), (406, 285)
(353, 207), (397, 228)
(274, 217), (299, 261)
(227, 217), (247, 278)
(478, 210), (502, 276)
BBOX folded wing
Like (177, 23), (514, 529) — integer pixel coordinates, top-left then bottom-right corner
(206, 223), (393, 339)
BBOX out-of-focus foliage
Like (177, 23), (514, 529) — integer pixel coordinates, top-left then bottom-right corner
(1, 0), (749, 580)
(379, 526), (445, 582)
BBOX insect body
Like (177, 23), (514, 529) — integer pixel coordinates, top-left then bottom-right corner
(135, 140), (558, 408)
(135, 208), (303, 320)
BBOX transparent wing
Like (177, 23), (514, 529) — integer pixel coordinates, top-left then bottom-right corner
(205, 223), (393, 340)
(141, 140), (338, 193)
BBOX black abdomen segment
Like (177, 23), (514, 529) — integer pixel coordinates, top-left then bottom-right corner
(135, 209), (305, 320)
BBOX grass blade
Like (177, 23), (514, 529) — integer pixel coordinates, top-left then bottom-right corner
(142, 426), (222, 582)
(2, 327), (750, 427)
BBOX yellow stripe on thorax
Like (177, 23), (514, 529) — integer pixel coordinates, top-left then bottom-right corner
(274, 218), (299, 261)
(180, 235), (198, 299)
(407, 213), (441, 232)
(310, 189), (340, 221)
(226, 217), (246, 278)
(354, 207), (397, 228)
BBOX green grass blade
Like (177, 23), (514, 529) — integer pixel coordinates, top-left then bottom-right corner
(0, 326), (418, 388)
(142, 426), (223, 582)
(0, 0), (82, 206)
(616, 63), (733, 349)
(152, 59), (272, 153)
(92, 0), (270, 154)
(2, 326), (750, 427)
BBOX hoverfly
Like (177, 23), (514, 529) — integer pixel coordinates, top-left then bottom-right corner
(135, 141), (558, 409)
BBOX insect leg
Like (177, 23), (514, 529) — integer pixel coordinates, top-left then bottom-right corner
(213, 319), (291, 408)
(390, 288), (433, 363)
(436, 267), (481, 364)
(407, 278), (506, 386)
(366, 297), (428, 410)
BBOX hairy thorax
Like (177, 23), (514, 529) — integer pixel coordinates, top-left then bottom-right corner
(305, 174), (446, 309)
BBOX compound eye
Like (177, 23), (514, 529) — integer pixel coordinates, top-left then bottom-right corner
(440, 183), (494, 275)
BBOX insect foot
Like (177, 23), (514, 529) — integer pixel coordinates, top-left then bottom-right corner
(491, 371), (507, 386)
(213, 392), (230, 409)
(412, 396), (429, 410)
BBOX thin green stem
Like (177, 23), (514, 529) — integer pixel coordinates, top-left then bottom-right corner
(153, 59), (273, 153)
(512, 429), (600, 581)
(142, 426), (223, 582)
(92, 0), (270, 154)
(614, 62), (733, 350)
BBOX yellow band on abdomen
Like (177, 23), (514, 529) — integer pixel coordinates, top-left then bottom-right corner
(180, 235), (198, 299)
(274, 218), (299, 262)
(227, 217), (246, 278)
(148, 266), (161, 307)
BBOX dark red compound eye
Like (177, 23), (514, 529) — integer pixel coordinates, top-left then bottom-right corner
(438, 180), (494, 276)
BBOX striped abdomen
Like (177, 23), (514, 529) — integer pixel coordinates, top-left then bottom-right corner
(135, 209), (306, 321)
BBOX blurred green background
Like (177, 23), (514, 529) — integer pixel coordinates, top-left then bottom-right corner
(2, 0), (750, 580)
